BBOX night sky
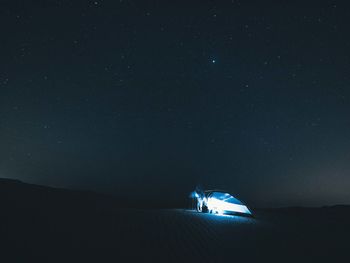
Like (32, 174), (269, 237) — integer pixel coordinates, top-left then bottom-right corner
(1, 0), (350, 207)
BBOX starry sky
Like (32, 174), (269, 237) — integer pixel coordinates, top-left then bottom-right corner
(1, 0), (350, 207)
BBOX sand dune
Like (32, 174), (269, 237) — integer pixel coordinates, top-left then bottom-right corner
(0, 179), (348, 262)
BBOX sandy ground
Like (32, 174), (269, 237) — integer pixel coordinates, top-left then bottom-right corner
(1, 179), (349, 262)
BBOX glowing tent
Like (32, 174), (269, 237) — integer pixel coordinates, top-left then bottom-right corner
(191, 189), (252, 216)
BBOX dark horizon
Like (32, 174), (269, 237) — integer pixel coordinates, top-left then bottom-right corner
(1, 0), (350, 208)
(2, 177), (350, 209)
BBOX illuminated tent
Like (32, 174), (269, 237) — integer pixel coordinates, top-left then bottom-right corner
(191, 189), (252, 216)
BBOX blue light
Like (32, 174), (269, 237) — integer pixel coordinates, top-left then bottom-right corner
(207, 197), (251, 215)
(190, 191), (199, 198)
(191, 189), (252, 216)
